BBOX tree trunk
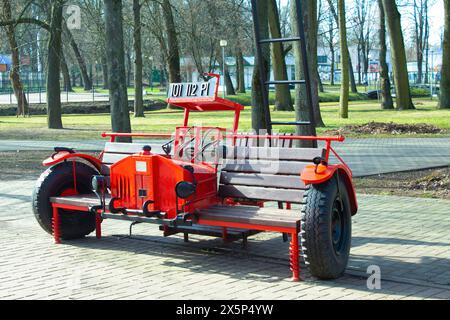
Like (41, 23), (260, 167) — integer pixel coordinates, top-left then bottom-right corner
(289, 0), (317, 147)
(64, 25), (92, 91)
(162, 0), (181, 84)
(60, 51), (72, 92)
(133, 0), (144, 117)
(317, 69), (324, 93)
(236, 47), (246, 93)
(378, 0), (394, 109)
(268, 0), (293, 111)
(349, 55), (358, 93)
(126, 50), (132, 87)
(338, 0), (349, 118)
(305, 0), (324, 127)
(104, 0), (132, 141)
(326, 0), (357, 93)
(47, 0), (64, 129)
(382, 0), (415, 110)
(439, 0), (450, 109)
(1, 0), (29, 116)
(251, 0), (270, 133)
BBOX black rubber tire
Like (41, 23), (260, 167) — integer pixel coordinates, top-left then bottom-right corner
(32, 161), (98, 240)
(301, 174), (352, 279)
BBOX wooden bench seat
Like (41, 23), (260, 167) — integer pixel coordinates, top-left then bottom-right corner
(197, 205), (300, 230)
(50, 194), (105, 209)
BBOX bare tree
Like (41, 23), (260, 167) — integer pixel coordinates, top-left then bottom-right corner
(268, 0), (293, 111)
(46, 0), (65, 129)
(133, 0), (144, 117)
(161, 0), (181, 84)
(104, 0), (132, 140)
(1, 0), (29, 117)
(338, 0), (349, 118)
(63, 24), (92, 91)
(439, 0), (450, 109)
(382, 0), (415, 110)
(326, 0), (358, 93)
(378, 0), (394, 109)
(290, 0), (318, 147)
(353, 0), (376, 84)
(412, 0), (431, 84)
(236, 45), (246, 93)
(251, 0), (270, 132)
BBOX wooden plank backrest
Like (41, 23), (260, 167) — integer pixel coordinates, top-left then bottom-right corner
(102, 142), (155, 165)
(218, 145), (325, 203)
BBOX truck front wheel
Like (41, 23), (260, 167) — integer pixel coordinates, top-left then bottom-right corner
(32, 161), (98, 240)
(301, 174), (352, 279)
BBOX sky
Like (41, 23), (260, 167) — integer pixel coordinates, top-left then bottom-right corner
(278, 0), (445, 47)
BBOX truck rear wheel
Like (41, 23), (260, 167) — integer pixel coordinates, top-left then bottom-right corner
(32, 161), (98, 240)
(301, 174), (352, 279)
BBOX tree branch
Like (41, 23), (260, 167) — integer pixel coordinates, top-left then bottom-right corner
(0, 18), (50, 31)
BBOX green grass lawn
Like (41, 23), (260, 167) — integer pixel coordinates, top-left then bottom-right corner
(0, 98), (448, 141)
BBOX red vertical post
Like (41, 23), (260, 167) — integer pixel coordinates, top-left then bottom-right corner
(183, 109), (190, 127)
(53, 206), (61, 244)
(290, 233), (300, 281)
(232, 109), (241, 146)
(222, 227), (228, 242)
(95, 212), (102, 239)
(324, 140), (331, 162)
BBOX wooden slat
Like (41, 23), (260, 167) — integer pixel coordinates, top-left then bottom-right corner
(198, 206), (299, 228)
(102, 152), (130, 164)
(224, 146), (323, 161)
(222, 159), (308, 175)
(203, 206), (300, 221)
(50, 194), (110, 207)
(199, 214), (298, 228)
(104, 142), (150, 154)
(220, 172), (306, 189)
(219, 185), (304, 203)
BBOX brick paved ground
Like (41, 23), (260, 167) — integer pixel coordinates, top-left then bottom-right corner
(1, 138), (450, 176)
(0, 179), (449, 300)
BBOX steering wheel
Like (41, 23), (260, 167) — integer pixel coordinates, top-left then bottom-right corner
(176, 137), (197, 160)
(194, 139), (221, 162)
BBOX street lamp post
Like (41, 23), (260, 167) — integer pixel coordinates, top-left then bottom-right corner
(220, 40), (228, 98)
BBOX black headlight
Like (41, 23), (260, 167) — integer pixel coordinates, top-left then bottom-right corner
(175, 181), (196, 199)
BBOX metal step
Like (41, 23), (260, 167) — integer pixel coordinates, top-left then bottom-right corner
(265, 80), (306, 86)
(259, 36), (302, 44)
(271, 121), (312, 126)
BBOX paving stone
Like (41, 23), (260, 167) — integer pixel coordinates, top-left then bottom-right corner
(1, 179), (450, 299)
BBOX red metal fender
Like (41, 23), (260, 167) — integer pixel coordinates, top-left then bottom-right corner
(42, 152), (102, 171)
(301, 164), (358, 215)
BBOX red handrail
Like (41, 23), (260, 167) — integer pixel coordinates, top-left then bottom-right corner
(102, 131), (344, 143)
(101, 131), (348, 171)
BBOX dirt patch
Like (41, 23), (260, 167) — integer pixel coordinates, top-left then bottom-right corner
(408, 170), (450, 192)
(0, 150), (100, 180)
(324, 121), (444, 136)
(354, 167), (450, 199)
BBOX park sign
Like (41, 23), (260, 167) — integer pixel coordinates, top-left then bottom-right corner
(168, 76), (218, 100)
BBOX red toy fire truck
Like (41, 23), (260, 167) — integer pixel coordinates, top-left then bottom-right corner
(33, 74), (357, 280)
